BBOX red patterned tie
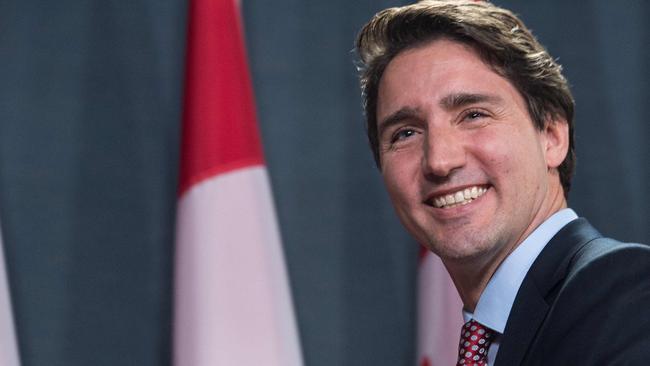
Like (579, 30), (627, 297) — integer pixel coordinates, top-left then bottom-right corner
(456, 319), (494, 366)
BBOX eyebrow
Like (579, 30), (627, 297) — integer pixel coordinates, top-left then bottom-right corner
(439, 92), (504, 110)
(377, 92), (504, 137)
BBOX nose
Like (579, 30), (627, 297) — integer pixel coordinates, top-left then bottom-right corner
(422, 127), (466, 178)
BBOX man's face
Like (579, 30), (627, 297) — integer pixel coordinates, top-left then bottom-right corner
(376, 39), (566, 266)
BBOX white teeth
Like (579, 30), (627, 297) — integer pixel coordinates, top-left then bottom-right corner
(445, 194), (455, 205)
(431, 186), (488, 208)
(435, 197), (444, 207)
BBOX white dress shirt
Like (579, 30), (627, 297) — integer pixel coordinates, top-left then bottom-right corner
(462, 208), (578, 365)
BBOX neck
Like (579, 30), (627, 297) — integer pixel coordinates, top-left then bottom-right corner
(444, 250), (506, 312)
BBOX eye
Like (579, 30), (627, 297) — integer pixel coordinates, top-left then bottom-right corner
(463, 109), (488, 121)
(391, 128), (417, 143)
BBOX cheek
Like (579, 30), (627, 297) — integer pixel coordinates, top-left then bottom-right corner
(381, 159), (419, 202)
(470, 134), (512, 172)
(382, 167), (408, 200)
(476, 127), (543, 167)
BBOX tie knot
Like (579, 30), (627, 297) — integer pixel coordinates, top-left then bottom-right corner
(456, 319), (494, 366)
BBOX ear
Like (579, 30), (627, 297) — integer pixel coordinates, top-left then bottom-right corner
(542, 117), (569, 169)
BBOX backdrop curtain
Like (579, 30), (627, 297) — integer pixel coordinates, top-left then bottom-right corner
(0, 1), (647, 365)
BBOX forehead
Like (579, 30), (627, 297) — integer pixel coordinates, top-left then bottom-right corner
(376, 39), (525, 121)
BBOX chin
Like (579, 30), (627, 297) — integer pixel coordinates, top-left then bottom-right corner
(424, 234), (498, 263)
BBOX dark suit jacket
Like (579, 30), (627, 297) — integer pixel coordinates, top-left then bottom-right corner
(494, 218), (650, 365)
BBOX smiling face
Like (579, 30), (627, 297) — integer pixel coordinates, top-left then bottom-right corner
(377, 39), (568, 269)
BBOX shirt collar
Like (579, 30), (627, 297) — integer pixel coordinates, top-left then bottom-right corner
(463, 208), (578, 332)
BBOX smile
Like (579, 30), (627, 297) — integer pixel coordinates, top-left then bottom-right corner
(431, 186), (488, 209)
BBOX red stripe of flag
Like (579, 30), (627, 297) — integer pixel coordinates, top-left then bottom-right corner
(178, 0), (263, 196)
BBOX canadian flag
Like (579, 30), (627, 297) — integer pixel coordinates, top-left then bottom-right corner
(172, 0), (303, 365)
(416, 248), (463, 366)
(0, 221), (20, 366)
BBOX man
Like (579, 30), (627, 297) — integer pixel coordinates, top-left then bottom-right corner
(355, 1), (650, 365)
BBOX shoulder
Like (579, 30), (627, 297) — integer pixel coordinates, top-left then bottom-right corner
(538, 237), (650, 364)
(567, 237), (650, 281)
(556, 238), (650, 318)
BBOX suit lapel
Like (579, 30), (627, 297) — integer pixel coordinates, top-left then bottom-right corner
(494, 219), (602, 366)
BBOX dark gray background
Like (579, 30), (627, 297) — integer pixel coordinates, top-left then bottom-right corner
(0, 1), (647, 365)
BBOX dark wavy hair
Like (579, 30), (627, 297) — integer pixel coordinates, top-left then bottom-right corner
(355, 0), (575, 197)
